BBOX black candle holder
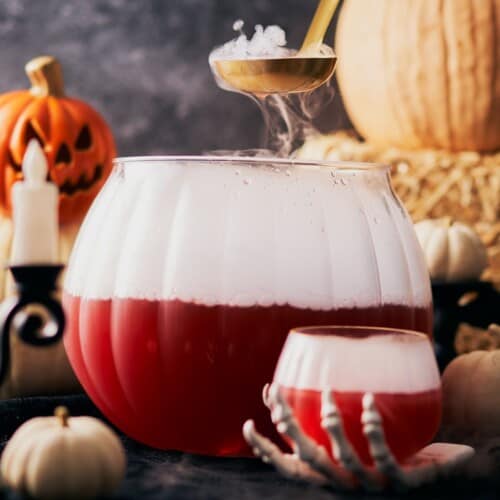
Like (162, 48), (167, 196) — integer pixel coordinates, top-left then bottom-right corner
(0, 264), (65, 384)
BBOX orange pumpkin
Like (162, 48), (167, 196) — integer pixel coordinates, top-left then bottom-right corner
(0, 56), (116, 225)
(335, 0), (500, 152)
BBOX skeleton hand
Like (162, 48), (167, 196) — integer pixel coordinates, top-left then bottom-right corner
(243, 383), (474, 492)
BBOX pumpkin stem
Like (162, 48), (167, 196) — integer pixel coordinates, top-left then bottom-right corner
(442, 216), (454, 228)
(55, 406), (70, 427)
(25, 56), (65, 98)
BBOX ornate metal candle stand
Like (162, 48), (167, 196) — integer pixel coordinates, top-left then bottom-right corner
(0, 264), (65, 384)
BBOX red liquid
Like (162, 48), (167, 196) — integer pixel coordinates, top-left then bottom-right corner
(280, 386), (442, 465)
(63, 294), (432, 455)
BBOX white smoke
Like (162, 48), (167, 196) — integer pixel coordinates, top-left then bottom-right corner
(259, 81), (335, 156)
(208, 21), (336, 157)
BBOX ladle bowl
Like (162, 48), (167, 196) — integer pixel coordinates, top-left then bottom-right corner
(210, 55), (337, 95)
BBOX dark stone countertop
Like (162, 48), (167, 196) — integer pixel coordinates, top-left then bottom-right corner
(0, 395), (498, 500)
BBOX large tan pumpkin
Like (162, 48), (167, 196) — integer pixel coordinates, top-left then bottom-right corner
(0, 215), (80, 399)
(335, 0), (500, 152)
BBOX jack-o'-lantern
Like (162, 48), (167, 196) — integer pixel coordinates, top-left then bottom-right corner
(0, 56), (116, 225)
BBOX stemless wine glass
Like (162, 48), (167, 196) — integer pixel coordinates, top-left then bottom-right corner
(273, 326), (442, 465)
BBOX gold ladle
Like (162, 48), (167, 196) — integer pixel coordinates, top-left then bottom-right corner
(210, 0), (339, 95)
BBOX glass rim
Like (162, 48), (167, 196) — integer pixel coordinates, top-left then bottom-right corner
(113, 155), (389, 172)
(290, 325), (430, 340)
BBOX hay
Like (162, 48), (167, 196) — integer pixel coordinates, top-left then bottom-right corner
(455, 324), (500, 354)
(298, 132), (500, 284)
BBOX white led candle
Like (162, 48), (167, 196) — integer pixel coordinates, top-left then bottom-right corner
(10, 139), (58, 265)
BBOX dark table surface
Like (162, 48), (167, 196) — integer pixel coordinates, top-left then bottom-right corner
(0, 395), (498, 500)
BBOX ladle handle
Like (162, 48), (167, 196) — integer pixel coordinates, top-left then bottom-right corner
(300, 0), (340, 53)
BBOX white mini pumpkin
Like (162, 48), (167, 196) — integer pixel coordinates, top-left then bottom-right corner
(414, 218), (488, 282)
(0, 407), (126, 500)
(442, 349), (500, 438)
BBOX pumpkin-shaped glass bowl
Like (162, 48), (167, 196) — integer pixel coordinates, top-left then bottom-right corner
(63, 156), (432, 456)
(274, 326), (442, 465)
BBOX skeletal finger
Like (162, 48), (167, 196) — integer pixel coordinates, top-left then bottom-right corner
(361, 393), (408, 490)
(262, 383), (272, 409)
(268, 383), (297, 435)
(243, 419), (281, 463)
(268, 384), (354, 490)
(321, 390), (382, 492)
(242, 419), (328, 485)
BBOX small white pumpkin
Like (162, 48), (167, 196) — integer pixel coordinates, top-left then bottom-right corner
(1, 407), (126, 500)
(442, 349), (500, 439)
(414, 218), (488, 282)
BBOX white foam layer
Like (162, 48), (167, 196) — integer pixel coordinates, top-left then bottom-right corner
(274, 330), (441, 393)
(65, 158), (432, 309)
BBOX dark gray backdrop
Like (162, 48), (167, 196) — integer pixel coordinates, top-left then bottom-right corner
(0, 0), (350, 155)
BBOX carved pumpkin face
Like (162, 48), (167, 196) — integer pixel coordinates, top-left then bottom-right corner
(0, 56), (116, 225)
